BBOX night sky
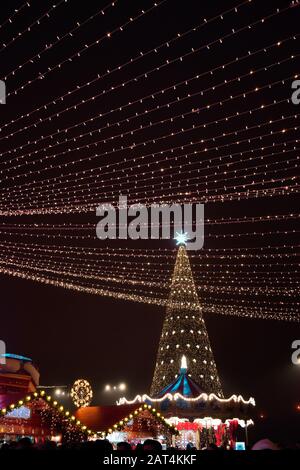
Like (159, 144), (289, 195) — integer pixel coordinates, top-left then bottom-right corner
(0, 0), (299, 446)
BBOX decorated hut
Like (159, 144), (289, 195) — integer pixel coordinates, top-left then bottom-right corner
(0, 389), (92, 444)
(0, 353), (90, 444)
(75, 403), (178, 447)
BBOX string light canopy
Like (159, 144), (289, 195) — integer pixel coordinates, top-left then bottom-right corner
(0, 0), (298, 328)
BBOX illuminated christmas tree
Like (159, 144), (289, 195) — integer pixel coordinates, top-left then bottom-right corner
(151, 236), (223, 397)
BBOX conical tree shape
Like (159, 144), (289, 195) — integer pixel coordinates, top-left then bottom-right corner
(150, 245), (223, 397)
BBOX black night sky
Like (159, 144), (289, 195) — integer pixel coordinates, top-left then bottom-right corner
(0, 0), (299, 447)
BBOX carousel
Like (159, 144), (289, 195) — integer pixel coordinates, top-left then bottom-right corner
(117, 356), (255, 449)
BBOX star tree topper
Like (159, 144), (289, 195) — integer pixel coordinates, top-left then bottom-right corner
(175, 231), (189, 246)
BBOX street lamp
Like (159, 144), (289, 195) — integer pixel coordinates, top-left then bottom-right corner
(104, 383), (127, 392)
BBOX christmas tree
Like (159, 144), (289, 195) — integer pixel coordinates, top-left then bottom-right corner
(150, 240), (223, 397)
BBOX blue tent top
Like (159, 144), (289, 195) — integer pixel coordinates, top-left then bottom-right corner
(155, 356), (204, 398)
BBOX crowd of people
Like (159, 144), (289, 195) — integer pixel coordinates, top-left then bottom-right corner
(0, 436), (299, 452)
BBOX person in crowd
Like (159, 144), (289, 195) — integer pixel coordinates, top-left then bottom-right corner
(142, 439), (162, 452)
(117, 441), (132, 451)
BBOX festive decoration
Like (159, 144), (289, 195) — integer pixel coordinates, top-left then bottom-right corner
(70, 379), (93, 408)
(0, 389), (93, 439)
(0, 0), (298, 325)
(151, 245), (223, 396)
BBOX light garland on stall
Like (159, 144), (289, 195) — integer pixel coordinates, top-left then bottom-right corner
(117, 392), (255, 406)
(0, 389), (93, 438)
(99, 403), (178, 438)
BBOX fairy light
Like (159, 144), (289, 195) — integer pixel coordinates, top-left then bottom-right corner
(0, 1), (31, 34)
(0, 260), (297, 322)
(0, 238), (298, 258)
(0, 226), (298, 241)
(0, 0), (67, 54)
(0, 247), (298, 288)
(6, 0), (168, 97)
(1, 52), (296, 166)
(0, 212), (297, 231)
(117, 393), (255, 406)
(1, 173), (297, 216)
(0, 0), (297, 333)
(0, 119), (298, 213)
(0, 83), (296, 190)
(0, 241), (298, 269)
(1, 155), (297, 214)
(3, 0), (118, 79)
(0, 134), (294, 211)
(1, 31), (295, 146)
(0, 390), (93, 437)
(0, 1), (259, 139)
(0, 256), (298, 296)
(101, 403), (178, 437)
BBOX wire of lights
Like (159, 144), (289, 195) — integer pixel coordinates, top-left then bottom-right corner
(1, 252), (298, 286)
(4, 146), (297, 209)
(0, 245), (297, 270)
(2, 31), (295, 145)
(1, 110), (297, 202)
(0, 1), (31, 33)
(1, 52), (295, 164)
(6, 0), (168, 97)
(0, 0), (260, 135)
(2, 0), (118, 78)
(0, 226), (298, 241)
(0, 263), (298, 322)
(0, 255), (298, 298)
(2, 136), (297, 205)
(1, 253), (298, 289)
(6, 3), (292, 102)
(0, 0), (68, 53)
(0, 238), (297, 254)
(2, 254), (298, 297)
(3, 0), (250, 86)
(2, 155), (297, 216)
(1, 169), (298, 215)
(0, 212), (296, 231)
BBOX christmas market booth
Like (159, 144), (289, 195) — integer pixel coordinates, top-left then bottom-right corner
(75, 403), (178, 447)
(117, 357), (255, 449)
(0, 353), (91, 444)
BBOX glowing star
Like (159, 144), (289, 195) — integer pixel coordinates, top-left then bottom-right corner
(175, 232), (189, 246)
